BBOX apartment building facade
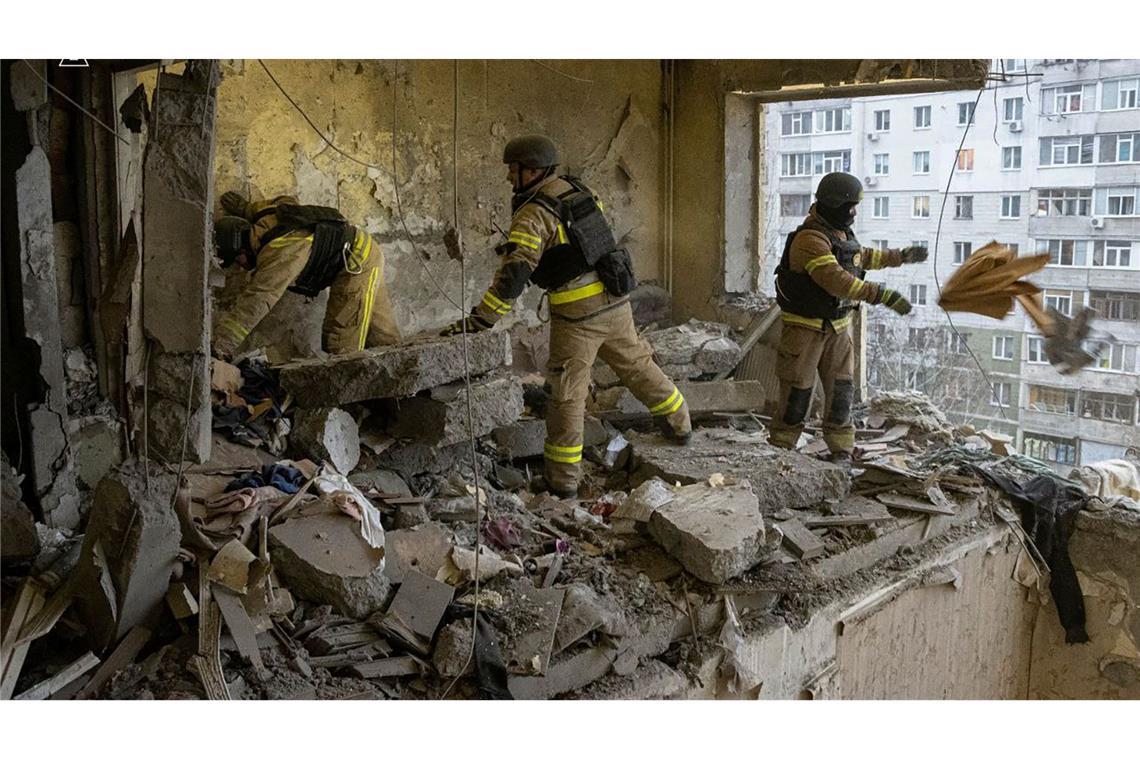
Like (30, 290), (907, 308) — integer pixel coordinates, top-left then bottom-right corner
(763, 59), (1140, 473)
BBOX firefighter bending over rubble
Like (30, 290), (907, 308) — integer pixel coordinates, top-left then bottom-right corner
(443, 135), (691, 498)
(770, 171), (927, 465)
(211, 194), (401, 360)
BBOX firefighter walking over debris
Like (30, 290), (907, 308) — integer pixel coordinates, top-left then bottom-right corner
(769, 172), (927, 464)
(442, 135), (691, 497)
(212, 193), (402, 359)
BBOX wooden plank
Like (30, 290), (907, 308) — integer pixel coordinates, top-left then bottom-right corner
(14, 652), (100, 700)
(75, 626), (153, 699)
(864, 424), (911, 444)
(213, 588), (268, 678)
(777, 519), (826, 560)
(876, 491), (956, 516)
(714, 307), (780, 381)
(14, 584), (74, 646)
(378, 570), (454, 656)
(802, 514), (894, 528)
(346, 656), (422, 680)
(195, 555), (231, 700)
(1, 580), (47, 699)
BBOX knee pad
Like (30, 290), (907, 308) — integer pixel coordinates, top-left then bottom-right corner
(828, 379), (853, 425)
(782, 386), (812, 426)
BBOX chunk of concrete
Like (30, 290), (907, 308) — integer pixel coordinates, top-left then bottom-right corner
(1, 457), (39, 562)
(592, 379), (766, 421)
(491, 416), (608, 459)
(631, 428), (850, 515)
(269, 512), (392, 618)
(388, 373), (523, 447)
(433, 620), (475, 678)
(383, 523), (454, 584)
(368, 439), (488, 480)
(70, 417), (124, 490)
(553, 583), (628, 654)
(277, 331), (512, 407)
(74, 461), (181, 649)
(593, 320), (741, 387)
(291, 407), (360, 475)
(349, 469), (412, 497)
(648, 482), (766, 584)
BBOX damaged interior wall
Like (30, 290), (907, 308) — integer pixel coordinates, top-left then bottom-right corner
(211, 59), (666, 359)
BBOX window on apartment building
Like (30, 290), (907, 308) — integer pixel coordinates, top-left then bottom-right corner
(1001, 195), (1021, 219)
(1037, 189), (1092, 216)
(1006, 242), (1020, 254)
(913, 151), (931, 174)
(1043, 239), (1088, 266)
(872, 239), (890, 251)
(1103, 78), (1140, 110)
(781, 111), (814, 136)
(949, 332), (970, 354)
(814, 108), (851, 133)
(1028, 385), (1077, 415)
(957, 101), (976, 126)
(1026, 336), (1047, 363)
(907, 327), (931, 348)
(1105, 188), (1138, 216)
(913, 196), (931, 218)
(1001, 59), (1027, 73)
(1002, 146), (1022, 170)
(992, 334), (1015, 360)
(954, 195), (974, 219)
(1047, 84), (1086, 114)
(905, 367), (928, 391)
(991, 382), (1013, 407)
(1040, 136), (1095, 166)
(1081, 391), (1137, 425)
(872, 197), (890, 218)
(781, 153), (812, 177)
(956, 149), (975, 171)
(909, 284), (927, 305)
(874, 109), (890, 132)
(1043, 289), (1075, 316)
(813, 150), (851, 174)
(1093, 341), (1139, 373)
(1092, 241), (1133, 268)
(873, 153), (890, 175)
(1024, 434), (1077, 465)
(914, 105), (931, 129)
(953, 241), (972, 264)
(1100, 133), (1139, 163)
(780, 194), (811, 217)
(1089, 290), (1140, 322)
(1003, 97), (1024, 122)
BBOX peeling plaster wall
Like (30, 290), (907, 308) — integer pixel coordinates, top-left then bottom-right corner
(213, 60), (664, 356)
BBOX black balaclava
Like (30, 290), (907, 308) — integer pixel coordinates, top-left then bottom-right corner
(511, 166), (556, 209)
(817, 201), (857, 230)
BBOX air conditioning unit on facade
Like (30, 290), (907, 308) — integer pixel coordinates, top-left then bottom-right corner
(865, 176), (878, 186)
(1091, 217), (1105, 228)
(1008, 120), (1023, 132)
(867, 133), (879, 142)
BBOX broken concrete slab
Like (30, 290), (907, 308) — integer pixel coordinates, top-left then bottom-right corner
(592, 379), (766, 422)
(277, 331), (512, 408)
(432, 620), (475, 678)
(648, 482), (766, 584)
(269, 512), (392, 618)
(500, 580), (566, 676)
(349, 469), (412, 497)
(553, 583), (628, 654)
(376, 568), (454, 655)
(367, 438), (487, 480)
(777, 519), (826, 560)
(73, 461), (181, 650)
(389, 373), (523, 447)
(492, 416), (607, 459)
(631, 428), (850, 515)
(383, 523), (454, 584)
(593, 319), (741, 387)
(69, 417), (124, 490)
(1, 456), (39, 562)
(613, 477), (675, 523)
(508, 645), (618, 699)
(572, 659), (688, 700)
(291, 407), (361, 475)
(9, 60), (48, 112)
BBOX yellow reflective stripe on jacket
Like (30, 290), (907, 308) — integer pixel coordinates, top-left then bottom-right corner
(266, 233), (313, 248)
(556, 224), (568, 244)
(357, 268), (379, 351)
(831, 315), (852, 331)
(871, 249), (883, 269)
(846, 279), (864, 298)
(804, 254), (838, 274)
(348, 231), (372, 270)
(781, 312), (852, 333)
(543, 442), (583, 463)
(508, 231), (542, 249)
(481, 290), (512, 315)
(217, 318), (250, 344)
(548, 281), (605, 305)
(649, 387), (685, 416)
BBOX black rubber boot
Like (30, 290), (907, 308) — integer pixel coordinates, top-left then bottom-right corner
(529, 475), (577, 500)
(655, 417), (691, 445)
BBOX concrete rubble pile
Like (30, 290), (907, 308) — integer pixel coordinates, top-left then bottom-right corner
(4, 329), (1138, 700)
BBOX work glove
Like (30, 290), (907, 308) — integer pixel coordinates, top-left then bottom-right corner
(899, 246), (929, 264)
(880, 288), (912, 316)
(440, 313), (494, 337)
(220, 191), (249, 217)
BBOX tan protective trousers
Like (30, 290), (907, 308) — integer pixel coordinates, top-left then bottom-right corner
(545, 301), (691, 491)
(768, 320), (856, 455)
(323, 231), (401, 353)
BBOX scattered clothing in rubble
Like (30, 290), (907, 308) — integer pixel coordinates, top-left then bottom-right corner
(211, 358), (291, 453)
(1068, 459), (1140, 504)
(967, 466), (1090, 644)
(474, 613), (513, 700)
(225, 463), (305, 494)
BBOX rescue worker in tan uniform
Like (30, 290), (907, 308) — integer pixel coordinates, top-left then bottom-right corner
(211, 193), (400, 360)
(443, 135), (690, 498)
(770, 172), (926, 464)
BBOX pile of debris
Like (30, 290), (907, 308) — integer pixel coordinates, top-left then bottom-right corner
(4, 327), (1133, 700)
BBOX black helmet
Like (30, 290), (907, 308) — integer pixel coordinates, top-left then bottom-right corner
(214, 215), (251, 267)
(502, 134), (559, 169)
(816, 172), (863, 208)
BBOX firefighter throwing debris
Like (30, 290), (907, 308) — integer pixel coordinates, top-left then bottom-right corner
(212, 193), (401, 360)
(770, 172), (927, 464)
(442, 135), (691, 497)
